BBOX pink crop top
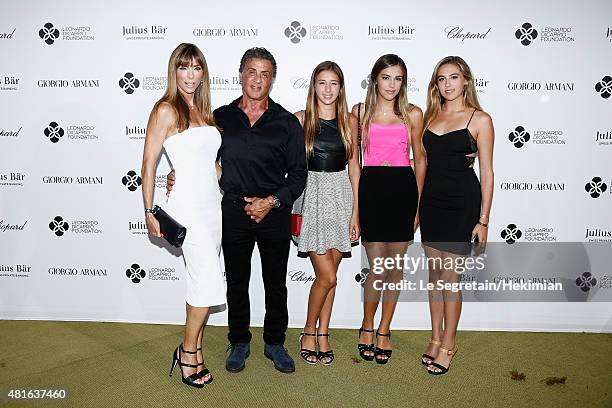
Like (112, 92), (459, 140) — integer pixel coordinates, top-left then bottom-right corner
(362, 123), (411, 166)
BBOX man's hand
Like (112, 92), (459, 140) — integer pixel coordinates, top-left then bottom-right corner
(166, 169), (175, 197)
(244, 196), (273, 223)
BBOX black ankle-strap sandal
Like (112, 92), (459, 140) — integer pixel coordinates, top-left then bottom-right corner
(196, 347), (213, 384)
(299, 332), (318, 365)
(169, 344), (205, 388)
(375, 331), (392, 365)
(357, 328), (375, 361)
(316, 333), (334, 366)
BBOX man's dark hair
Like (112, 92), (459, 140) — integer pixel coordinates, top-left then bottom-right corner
(239, 47), (277, 78)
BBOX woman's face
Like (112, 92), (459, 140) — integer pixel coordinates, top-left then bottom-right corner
(436, 63), (467, 102)
(176, 57), (204, 96)
(314, 70), (341, 107)
(375, 65), (403, 102)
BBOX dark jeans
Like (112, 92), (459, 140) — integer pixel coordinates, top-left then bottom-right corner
(221, 194), (291, 345)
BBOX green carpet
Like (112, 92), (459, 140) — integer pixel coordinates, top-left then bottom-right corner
(0, 321), (610, 407)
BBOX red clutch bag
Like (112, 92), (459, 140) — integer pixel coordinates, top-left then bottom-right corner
(291, 213), (302, 236)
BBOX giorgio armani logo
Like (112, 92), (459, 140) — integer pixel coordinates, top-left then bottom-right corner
(595, 76), (612, 99)
(122, 170), (142, 191)
(575, 272), (597, 292)
(44, 122), (64, 143)
(508, 126), (530, 148)
(39, 22), (60, 45)
(515, 22), (538, 46)
(501, 224), (522, 244)
(284, 21), (306, 44)
(49, 216), (69, 236)
(126, 263), (146, 283)
(584, 177), (607, 198)
(119, 72), (140, 94)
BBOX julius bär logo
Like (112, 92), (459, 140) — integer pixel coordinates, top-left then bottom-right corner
(501, 224), (522, 244)
(284, 21), (306, 44)
(595, 76), (612, 99)
(515, 22), (538, 46)
(44, 122), (64, 143)
(119, 72), (140, 94)
(575, 272), (597, 292)
(584, 177), (607, 198)
(39, 22), (60, 45)
(355, 268), (369, 286)
(508, 126), (530, 148)
(126, 263), (146, 283)
(49, 216), (69, 236)
(122, 171), (142, 191)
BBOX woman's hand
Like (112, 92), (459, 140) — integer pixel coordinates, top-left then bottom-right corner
(349, 212), (361, 242)
(471, 223), (488, 247)
(146, 213), (162, 238)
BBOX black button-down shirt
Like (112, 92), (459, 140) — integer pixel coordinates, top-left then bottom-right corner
(215, 97), (307, 207)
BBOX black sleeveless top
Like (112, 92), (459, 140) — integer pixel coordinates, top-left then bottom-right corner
(308, 118), (347, 172)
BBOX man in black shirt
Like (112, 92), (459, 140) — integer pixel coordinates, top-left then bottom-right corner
(213, 48), (306, 373)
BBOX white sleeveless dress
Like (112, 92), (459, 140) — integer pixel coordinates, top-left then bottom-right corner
(164, 126), (225, 307)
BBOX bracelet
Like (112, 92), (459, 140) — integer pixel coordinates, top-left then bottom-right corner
(477, 221), (488, 228)
(144, 208), (155, 214)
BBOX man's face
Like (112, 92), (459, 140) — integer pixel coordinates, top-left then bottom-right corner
(240, 58), (274, 101)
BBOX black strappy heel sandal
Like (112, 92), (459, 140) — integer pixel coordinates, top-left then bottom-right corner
(375, 330), (392, 365)
(421, 340), (441, 367)
(196, 347), (213, 384)
(357, 328), (375, 361)
(299, 332), (318, 365)
(169, 344), (205, 388)
(316, 333), (334, 366)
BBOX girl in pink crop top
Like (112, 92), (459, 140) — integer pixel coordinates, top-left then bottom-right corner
(362, 123), (411, 167)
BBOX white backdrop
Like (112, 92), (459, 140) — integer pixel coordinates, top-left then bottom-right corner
(1, 0), (611, 333)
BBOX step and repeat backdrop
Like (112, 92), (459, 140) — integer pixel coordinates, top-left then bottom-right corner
(1, 0), (611, 332)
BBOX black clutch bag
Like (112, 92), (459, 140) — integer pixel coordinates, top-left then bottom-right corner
(152, 205), (186, 248)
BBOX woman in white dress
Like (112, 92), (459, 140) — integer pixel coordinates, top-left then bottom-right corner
(141, 43), (225, 388)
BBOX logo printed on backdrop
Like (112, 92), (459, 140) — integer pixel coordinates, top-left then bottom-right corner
(289, 77), (309, 90)
(355, 268), (370, 286)
(48, 267), (107, 278)
(584, 177), (608, 198)
(514, 22), (574, 46)
(1, 75), (20, 91)
(608, 28), (612, 43)
(444, 26), (491, 41)
(37, 78), (99, 88)
(368, 24), (415, 41)
(0, 219), (28, 233)
(42, 175), (103, 186)
(575, 272), (597, 292)
(125, 125), (146, 140)
(595, 76), (612, 99)
(474, 78), (490, 94)
(0, 28), (16, 39)
(122, 25), (167, 40)
(507, 81), (574, 92)
(209, 75), (241, 92)
(49, 216), (69, 236)
(0, 172), (26, 187)
(0, 126), (22, 138)
(500, 182), (565, 192)
(122, 171), (142, 191)
(119, 72), (140, 94)
(0, 264), (32, 279)
(360, 75), (419, 93)
(287, 270), (315, 284)
(38, 22), (94, 44)
(284, 20), (343, 44)
(192, 26), (258, 38)
(126, 264), (146, 283)
(595, 130), (612, 146)
(585, 228), (612, 242)
(43, 121), (98, 143)
(501, 224), (522, 244)
(128, 220), (147, 235)
(508, 125), (566, 148)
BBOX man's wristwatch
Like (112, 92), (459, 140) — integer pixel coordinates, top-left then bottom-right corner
(269, 195), (281, 209)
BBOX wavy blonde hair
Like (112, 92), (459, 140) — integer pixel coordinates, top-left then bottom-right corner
(362, 54), (413, 151)
(153, 43), (217, 132)
(303, 61), (352, 160)
(423, 56), (482, 130)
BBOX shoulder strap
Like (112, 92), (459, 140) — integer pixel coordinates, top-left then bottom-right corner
(357, 103), (362, 167)
(466, 109), (477, 127)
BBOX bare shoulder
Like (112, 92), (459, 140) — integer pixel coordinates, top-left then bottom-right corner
(153, 101), (177, 123)
(348, 112), (358, 127)
(408, 104), (423, 120)
(473, 110), (493, 129)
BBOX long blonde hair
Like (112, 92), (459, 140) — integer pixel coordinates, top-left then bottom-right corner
(362, 54), (413, 150)
(424, 56), (482, 130)
(304, 61), (352, 159)
(153, 43), (217, 132)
